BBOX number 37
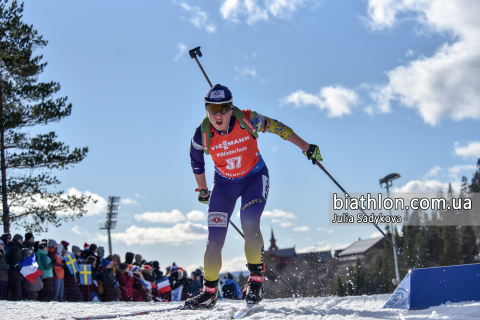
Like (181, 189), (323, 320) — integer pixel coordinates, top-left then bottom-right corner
(225, 156), (242, 170)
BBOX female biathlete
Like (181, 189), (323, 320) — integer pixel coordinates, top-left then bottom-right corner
(184, 84), (323, 309)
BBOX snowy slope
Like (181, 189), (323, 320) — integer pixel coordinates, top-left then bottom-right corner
(2, 294), (480, 320)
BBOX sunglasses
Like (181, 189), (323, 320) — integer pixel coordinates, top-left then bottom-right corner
(205, 103), (232, 115)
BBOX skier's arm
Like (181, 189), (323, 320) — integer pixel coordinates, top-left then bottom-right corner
(191, 126), (210, 201)
(288, 132), (310, 152)
(194, 173), (209, 197)
(190, 125), (206, 175)
(251, 110), (322, 162)
(249, 111), (293, 140)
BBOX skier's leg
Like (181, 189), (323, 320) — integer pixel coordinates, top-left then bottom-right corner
(240, 166), (269, 305)
(184, 176), (241, 309)
(203, 178), (240, 281)
(240, 166), (269, 265)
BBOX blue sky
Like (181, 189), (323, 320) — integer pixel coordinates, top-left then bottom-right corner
(11, 0), (480, 273)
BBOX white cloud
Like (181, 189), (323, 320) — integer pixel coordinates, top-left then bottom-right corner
(221, 0), (242, 23)
(64, 188), (107, 216)
(270, 220), (292, 227)
(263, 209), (296, 219)
(280, 86), (359, 118)
(109, 222), (208, 246)
(220, 0), (307, 25)
(370, 231), (383, 239)
(265, 209), (296, 227)
(134, 193), (143, 198)
(20, 188), (107, 217)
(134, 209), (186, 224)
(175, 1), (216, 32)
(448, 164), (476, 178)
(234, 66), (257, 77)
(173, 43), (188, 62)
(184, 263), (203, 274)
(71, 226), (85, 236)
(220, 255), (248, 273)
(297, 242), (349, 254)
(293, 226), (310, 232)
(121, 198), (138, 205)
(234, 65), (267, 83)
(392, 179), (461, 194)
(317, 227), (334, 234)
(267, 0), (307, 18)
(423, 166), (442, 179)
(367, 0), (480, 125)
(186, 210), (206, 221)
(454, 141), (480, 159)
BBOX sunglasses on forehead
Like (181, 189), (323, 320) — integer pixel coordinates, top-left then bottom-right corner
(205, 103), (232, 115)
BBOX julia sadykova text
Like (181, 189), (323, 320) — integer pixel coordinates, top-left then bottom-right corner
(332, 213), (402, 225)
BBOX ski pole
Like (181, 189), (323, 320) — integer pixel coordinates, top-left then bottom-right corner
(314, 160), (404, 255)
(189, 46), (213, 87)
(229, 220), (299, 298)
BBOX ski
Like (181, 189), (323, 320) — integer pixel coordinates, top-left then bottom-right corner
(72, 306), (178, 320)
(231, 304), (264, 319)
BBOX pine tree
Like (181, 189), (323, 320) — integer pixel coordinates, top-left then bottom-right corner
(469, 159), (480, 193)
(440, 184), (460, 266)
(352, 258), (365, 295)
(460, 226), (477, 264)
(332, 276), (345, 297)
(461, 176), (469, 195)
(0, 0), (93, 233)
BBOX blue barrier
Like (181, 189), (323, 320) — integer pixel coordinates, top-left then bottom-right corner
(384, 263), (480, 310)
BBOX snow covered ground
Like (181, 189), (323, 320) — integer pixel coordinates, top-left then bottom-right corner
(2, 294), (480, 319)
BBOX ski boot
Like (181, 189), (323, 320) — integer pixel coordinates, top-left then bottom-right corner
(182, 279), (218, 309)
(245, 263), (265, 305)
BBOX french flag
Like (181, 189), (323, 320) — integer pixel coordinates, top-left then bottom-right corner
(19, 254), (43, 284)
(140, 279), (152, 290)
(157, 276), (171, 293)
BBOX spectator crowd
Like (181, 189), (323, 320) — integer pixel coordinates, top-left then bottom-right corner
(0, 232), (242, 303)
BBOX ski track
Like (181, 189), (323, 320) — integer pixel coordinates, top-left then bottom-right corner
(2, 294), (480, 319)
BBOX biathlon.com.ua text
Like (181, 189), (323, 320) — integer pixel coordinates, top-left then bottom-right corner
(333, 193), (472, 211)
(328, 193), (476, 226)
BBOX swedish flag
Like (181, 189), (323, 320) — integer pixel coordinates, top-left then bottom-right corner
(79, 264), (92, 285)
(63, 253), (79, 275)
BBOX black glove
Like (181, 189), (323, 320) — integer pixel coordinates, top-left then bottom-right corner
(197, 189), (210, 205)
(15, 264), (22, 272)
(303, 144), (323, 164)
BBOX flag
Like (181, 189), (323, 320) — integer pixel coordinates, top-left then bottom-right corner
(19, 254), (43, 284)
(171, 284), (183, 301)
(130, 266), (140, 273)
(140, 279), (152, 290)
(79, 264), (92, 285)
(63, 253), (79, 275)
(156, 276), (171, 293)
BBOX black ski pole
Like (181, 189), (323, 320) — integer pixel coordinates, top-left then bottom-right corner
(314, 160), (404, 255)
(189, 46), (213, 87)
(229, 220), (299, 298)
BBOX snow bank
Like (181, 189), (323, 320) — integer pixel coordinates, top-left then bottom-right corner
(2, 294), (480, 319)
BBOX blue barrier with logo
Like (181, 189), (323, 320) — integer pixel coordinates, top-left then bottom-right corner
(384, 263), (480, 310)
